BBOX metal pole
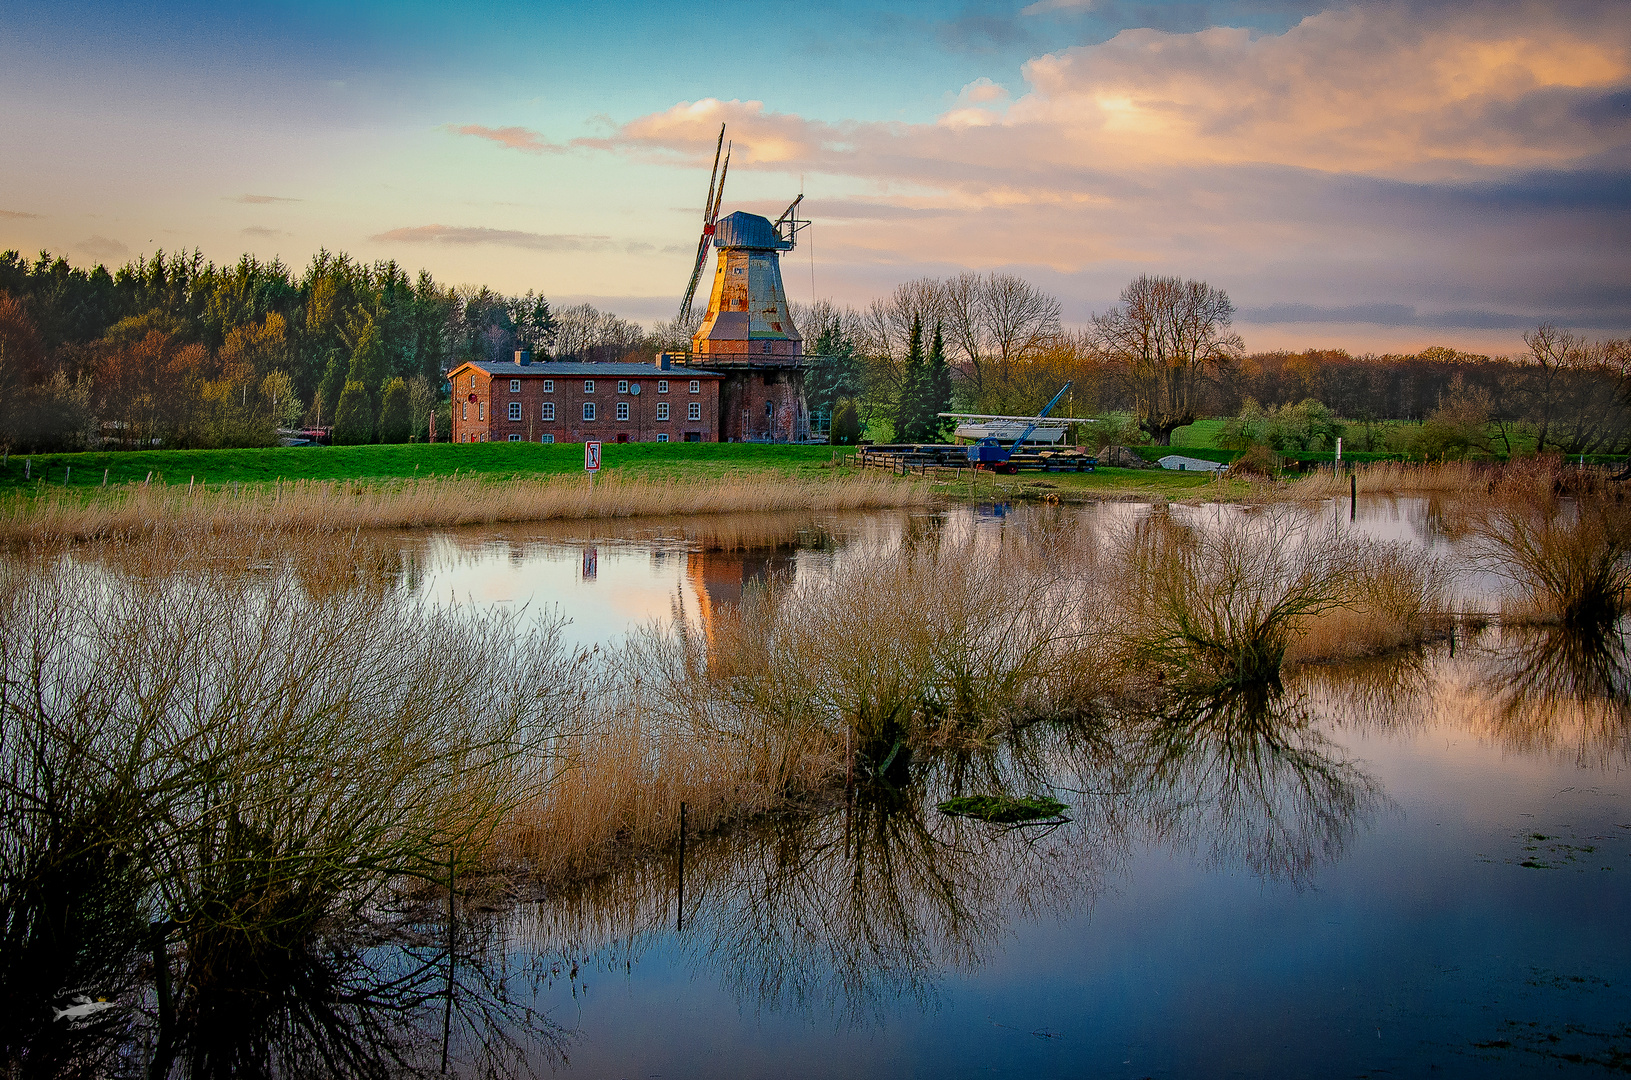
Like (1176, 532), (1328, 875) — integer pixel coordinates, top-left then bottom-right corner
(1350, 471), (1357, 522)
(441, 849), (455, 1074)
(677, 802), (687, 932)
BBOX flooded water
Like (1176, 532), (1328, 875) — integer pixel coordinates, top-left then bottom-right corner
(12, 497), (1630, 1077)
(388, 497), (1630, 1077)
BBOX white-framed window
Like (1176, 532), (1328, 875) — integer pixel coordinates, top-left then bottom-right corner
(688, 402), (701, 421)
(689, 380), (700, 393)
(583, 402), (596, 421)
(658, 380), (668, 394)
(618, 380), (629, 394)
(584, 380), (594, 393)
(469, 374), (476, 389)
(656, 402), (669, 421)
(541, 402), (555, 421)
(543, 379), (554, 393)
(478, 402), (484, 420)
(510, 379), (520, 392)
(508, 402), (521, 421)
(616, 402), (629, 421)
(507, 433), (521, 441)
(461, 403), (467, 420)
(540, 434), (554, 444)
(656, 433), (669, 443)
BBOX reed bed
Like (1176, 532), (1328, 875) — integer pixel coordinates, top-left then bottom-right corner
(1287, 543), (1451, 664)
(498, 535), (1108, 884)
(0, 471), (930, 544)
(1288, 456), (1628, 500)
(1108, 507), (1454, 679)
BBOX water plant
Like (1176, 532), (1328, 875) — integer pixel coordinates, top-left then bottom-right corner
(936, 795), (1069, 823)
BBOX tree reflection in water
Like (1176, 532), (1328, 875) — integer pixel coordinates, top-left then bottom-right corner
(1112, 683), (1387, 886)
(503, 690), (1384, 1030)
(5, 900), (573, 1080)
(1470, 621), (1631, 764)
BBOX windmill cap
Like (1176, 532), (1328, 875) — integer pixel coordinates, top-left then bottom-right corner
(712, 211), (792, 251)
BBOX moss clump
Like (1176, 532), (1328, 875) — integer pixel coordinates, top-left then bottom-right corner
(937, 794), (1068, 824)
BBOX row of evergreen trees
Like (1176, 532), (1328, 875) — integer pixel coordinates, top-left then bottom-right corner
(892, 316), (954, 443)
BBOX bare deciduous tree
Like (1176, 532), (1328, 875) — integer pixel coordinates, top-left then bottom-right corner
(1093, 275), (1243, 446)
(552, 304), (646, 363)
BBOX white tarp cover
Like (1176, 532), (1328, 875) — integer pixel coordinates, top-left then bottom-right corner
(1158, 454), (1225, 472)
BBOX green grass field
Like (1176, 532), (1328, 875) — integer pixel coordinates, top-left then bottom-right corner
(0, 442), (851, 493)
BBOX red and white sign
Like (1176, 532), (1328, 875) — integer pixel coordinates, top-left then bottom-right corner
(584, 440), (602, 472)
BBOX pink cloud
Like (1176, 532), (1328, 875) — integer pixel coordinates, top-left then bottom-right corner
(447, 124), (563, 154)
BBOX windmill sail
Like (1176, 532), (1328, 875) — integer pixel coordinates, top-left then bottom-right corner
(678, 125), (729, 322)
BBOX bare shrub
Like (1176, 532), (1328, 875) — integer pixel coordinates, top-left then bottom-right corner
(1475, 500), (1631, 627)
(499, 529), (1109, 884)
(0, 532), (582, 1062)
(1111, 509), (1355, 687)
(1225, 444), (1278, 479)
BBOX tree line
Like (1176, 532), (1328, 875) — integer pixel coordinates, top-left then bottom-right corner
(2, 247), (1626, 456)
(0, 249), (657, 451)
(796, 273), (1631, 455)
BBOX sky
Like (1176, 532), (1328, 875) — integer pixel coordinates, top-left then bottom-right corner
(0, 0), (1627, 355)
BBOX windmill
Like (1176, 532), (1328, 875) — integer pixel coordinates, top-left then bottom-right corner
(665, 124), (812, 443)
(677, 125), (730, 322)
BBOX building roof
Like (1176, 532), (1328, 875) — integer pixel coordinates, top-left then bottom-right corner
(712, 211), (792, 251)
(452, 360), (724, 378)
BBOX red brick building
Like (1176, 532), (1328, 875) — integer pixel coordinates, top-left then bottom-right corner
(447, 354), (724, 444)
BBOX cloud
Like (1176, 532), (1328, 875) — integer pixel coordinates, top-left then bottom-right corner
(580, 2), (1629, 340)
(73, 236), (128, 262)
(959, 77), (1010, 104)
(242, 226), (288, 238)
(0, 209), (41, 219)
(1020, 0), (1094, 14)
(235, 194), (301, 204)
(371, 225), (612, 251)
(595, 3), (1630, 184)
(446, 124), (562, 154)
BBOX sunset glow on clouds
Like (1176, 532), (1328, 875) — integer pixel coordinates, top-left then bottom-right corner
(0, 0), (1625, 352)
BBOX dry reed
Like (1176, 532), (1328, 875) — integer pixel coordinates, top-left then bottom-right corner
(0, 471), (930, 544)
(1290, 456), (1628, 500)
(1286, 543), (1450, 664)
(497, 533), (1107, 884)
(1109, 507), (1453, 678)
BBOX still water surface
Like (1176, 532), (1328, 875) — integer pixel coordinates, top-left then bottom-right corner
(394, 498), (1629, 1077)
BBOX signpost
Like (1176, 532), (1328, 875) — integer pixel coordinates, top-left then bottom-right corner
(585, 440), (602, 485)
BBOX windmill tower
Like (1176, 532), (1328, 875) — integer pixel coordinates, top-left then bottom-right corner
(669, 125), (811, 442)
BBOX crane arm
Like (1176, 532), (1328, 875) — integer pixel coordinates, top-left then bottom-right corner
(1008, 381), (1074, 452)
